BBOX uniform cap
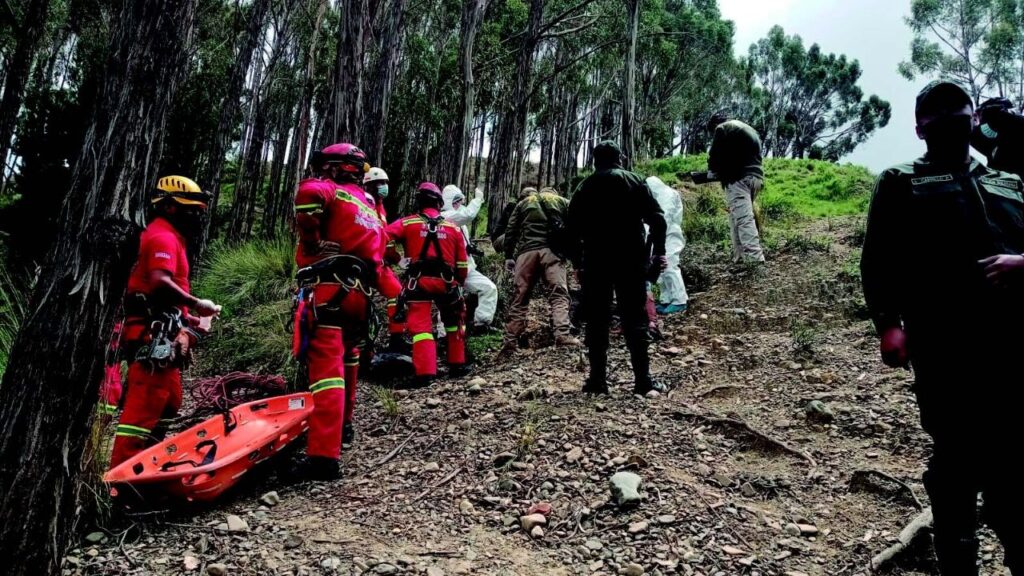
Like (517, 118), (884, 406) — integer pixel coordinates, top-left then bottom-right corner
(916, 81), (973, 120)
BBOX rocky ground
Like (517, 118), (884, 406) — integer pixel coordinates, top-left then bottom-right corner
(67, 218), (1009, 576)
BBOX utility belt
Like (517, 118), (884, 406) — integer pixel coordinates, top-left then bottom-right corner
(291, 255), (376, 361)
(122, 295), (195, 370)
(393, 258), (463, 323)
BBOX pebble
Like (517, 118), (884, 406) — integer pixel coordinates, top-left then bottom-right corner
(225, 514), (249, 533)
(628, 521), (649, 534)
(566, 446), (584, 463)
(425, 398), (442, 408)
(468, 384), (482, 394)
(710, 473), (734, 487)
(805, 400), (835, 424)
(528, 502), (552, 516)
(427, 568), (445, 576)
(459, 499), (475, 515)
(468, 377), (487, 387)
(206, 563), (228, 576)
(84, 531), (106, 544)
(423, 461), (440, 472)
(610, 471), (643, 507)
(520, 513), (547, 531)
(374, 563), (398, 574)
(796, 523), (819, 536)
(493, 452), (516, 466)
(585, 538), (604, 551)
(619, 562), (645, 576)
(740, 482), (757, 497)
(284, 534), (303, 549)
(784, 523), (802, 536)
(184, 555), (200, 571)
(530, 525), (545, 539)
(259, 491), (280, 507)
(657, 514), (676, 524)
(321, 557), (342, 570)
(722, 545), (745, 556)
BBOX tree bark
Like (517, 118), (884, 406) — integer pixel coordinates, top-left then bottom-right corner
(0, 0), (52, 190)
(295, 0), (328, 183)
(199, 0), (272, 248)
(453, 0), (488, 190)
(0, 1), (196, 574)
(363, 0), (407, 164)
(620, 0), (639, 169)
(486, 0), (543, 231)
(328, 0), (367, 144)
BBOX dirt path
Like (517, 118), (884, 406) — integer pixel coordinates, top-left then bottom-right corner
(68, 219), (1009, 576)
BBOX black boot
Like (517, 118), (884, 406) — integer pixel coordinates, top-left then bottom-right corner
(288, 455), (340, 482)
(634, 377), (669, 395)
(342, 423), (355, 449)
(410, 374), (435, 389)
(449, 364), (471, 378)
(387, 334), (411, 355)
(582, 377), (609, 395)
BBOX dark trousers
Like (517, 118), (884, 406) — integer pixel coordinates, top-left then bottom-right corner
(581, 264), (651, 386)
(912, 337), (1024, 575)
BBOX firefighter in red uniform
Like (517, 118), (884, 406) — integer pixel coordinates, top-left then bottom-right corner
(385, 183), (470, 386)
(292, 143), (382, 479)
(110, 176), (221, 468)
(363, 167), (407, 351)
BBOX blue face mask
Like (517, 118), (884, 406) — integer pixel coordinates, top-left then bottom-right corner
(377, 184), (389, 198)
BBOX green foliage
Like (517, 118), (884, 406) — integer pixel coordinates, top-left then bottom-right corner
(789, 318), (818, 355)
(373, 386), (400, 418)
(468, 331), (504, 359)
(0, 265), (27, 376)
(193, 239), (296, 377)
(746, 25), (891, 159)
(900, 0), (1024, 101)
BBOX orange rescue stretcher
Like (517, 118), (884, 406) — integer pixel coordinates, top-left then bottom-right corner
(105, 393), (313, 503)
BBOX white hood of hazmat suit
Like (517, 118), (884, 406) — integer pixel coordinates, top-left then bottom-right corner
(646, 176), (688, 306)
(440, 185), (498, 326)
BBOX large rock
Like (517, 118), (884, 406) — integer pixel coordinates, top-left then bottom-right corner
(259, 491), (280, 507)
(610, 472), (643, 507)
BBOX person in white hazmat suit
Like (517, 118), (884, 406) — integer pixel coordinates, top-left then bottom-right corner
(646, 177), (688, 314)
(441, 185), (499, 328)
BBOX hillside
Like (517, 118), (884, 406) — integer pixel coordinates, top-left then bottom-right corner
(61, 157), (1009, 576)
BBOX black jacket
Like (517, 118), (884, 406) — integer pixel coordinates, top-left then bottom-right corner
(567, 166), (667, 270)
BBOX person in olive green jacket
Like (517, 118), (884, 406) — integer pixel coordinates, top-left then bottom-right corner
(861, 80), (1024, 575)
(498, 187), (580, 356)
(706, 113), (765, 263)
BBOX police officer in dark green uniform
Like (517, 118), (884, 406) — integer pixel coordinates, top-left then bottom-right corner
(861, 80), (1024, 575)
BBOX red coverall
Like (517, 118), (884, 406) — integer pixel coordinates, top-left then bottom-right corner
(373, 201), (404, 336)
(385, 209), (468, 376)
(294, 178), (382, 460)
(110, 217), (191, 467)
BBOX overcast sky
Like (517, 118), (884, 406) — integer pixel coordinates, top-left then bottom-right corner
(717, 0), (920, 172)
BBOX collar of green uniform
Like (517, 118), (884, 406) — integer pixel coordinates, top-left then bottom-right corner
(913, 155), (984, 175)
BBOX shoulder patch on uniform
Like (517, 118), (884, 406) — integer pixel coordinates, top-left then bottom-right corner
(979, 176), (1024, 192)
(154, 251), (172, 260)
(910, 175), (953, 185)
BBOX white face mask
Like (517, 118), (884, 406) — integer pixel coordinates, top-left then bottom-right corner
(377, 184), (389, 198)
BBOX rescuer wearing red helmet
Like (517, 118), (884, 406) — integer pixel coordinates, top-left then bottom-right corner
(385, 182), (470, 386)
(363, 167), (407, 352)
(291, 143), (383, 480)
(109, 176), (222, 468)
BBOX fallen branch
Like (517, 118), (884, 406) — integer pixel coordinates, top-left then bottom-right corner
(413, 467), (462, 502)
(673, 411), (817, 468)
(375, 432), (416, 467)
(869, 508), (933, 572)
(850, 469), (924, 510)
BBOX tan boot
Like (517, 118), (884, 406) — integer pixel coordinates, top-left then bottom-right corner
(555, 334), (581, 347)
